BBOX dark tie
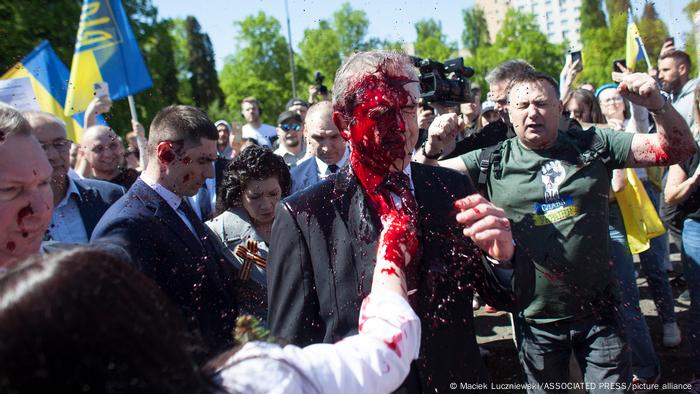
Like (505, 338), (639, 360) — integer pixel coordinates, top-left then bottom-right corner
(380, 171), (418, 215)
(196, 184), (213, 221)
(327, 164), (339, 174)
(178, 199), (209, 241)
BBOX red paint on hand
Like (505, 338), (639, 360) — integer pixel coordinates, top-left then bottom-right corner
(380, 266), (399, 277)
(473, 208), (481, 214)
(378, 210), (418, 269)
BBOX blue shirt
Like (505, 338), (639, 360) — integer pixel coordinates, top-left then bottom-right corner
(48, 177), (89, 243)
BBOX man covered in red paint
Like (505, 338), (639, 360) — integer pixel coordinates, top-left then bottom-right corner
(0, 105), (53, 270)
(267, 51), (535, 392)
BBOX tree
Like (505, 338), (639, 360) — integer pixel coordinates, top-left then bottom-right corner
(414, 19), (457, 61)
(170, 18), (193, 105)
(465, 9), (565, 92)
(298, 20), (342, 92)
(605, 0), (630, 18)
(638, 2), (669, 69)
(578, 1), (627, 86)
(332, 3), (374, 56)
(185, 16), (224, 109)
(462, 7), (490, 55)
(685, 0), (700, 76)
(580, 0), (606, 31)
(219, 12), (293, 125)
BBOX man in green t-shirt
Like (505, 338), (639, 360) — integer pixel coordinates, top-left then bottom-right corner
(416, 69), (695, 392)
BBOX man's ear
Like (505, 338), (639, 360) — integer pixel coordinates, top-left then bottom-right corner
(679, 62), (689, 78)
(332, 111), (351, 141)
(156, 141), (176, 164)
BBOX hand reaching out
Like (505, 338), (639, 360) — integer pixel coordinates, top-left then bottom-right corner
(377, 209), (419, 270)
(454, 194), (514, 264)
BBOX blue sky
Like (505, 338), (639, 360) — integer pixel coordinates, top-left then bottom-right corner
(153, 0), (693, 70)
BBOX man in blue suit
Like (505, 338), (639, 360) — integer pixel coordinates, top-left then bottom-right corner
(25, 112), (124, 243)
(91, 105), (238, 357)
(290, 101), (348, 194)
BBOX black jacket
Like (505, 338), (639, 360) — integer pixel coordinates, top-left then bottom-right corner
(267, 162), (534, 392)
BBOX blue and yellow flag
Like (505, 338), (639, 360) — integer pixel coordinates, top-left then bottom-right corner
(1, 40), (104, 142)
(626, 10), (648, 72)
(65, 0), (152, 116)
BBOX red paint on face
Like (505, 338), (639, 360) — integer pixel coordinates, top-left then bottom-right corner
(21, 232), (28, 238)
(384, 332), (403, 358)
(6, 241), (15, 251)
(160, 145), (176, 163)
(380, 266), (399, 277)
(17, 205), (34, 225)
(181, 156), (192, 165)
(183, 174), (191, 183)
(344, 67), (416, 198)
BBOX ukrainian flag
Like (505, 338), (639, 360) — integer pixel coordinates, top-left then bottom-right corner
(626, 9), (648, 72)
(64, 0), (152, 116)
(1, 40), (103, 142)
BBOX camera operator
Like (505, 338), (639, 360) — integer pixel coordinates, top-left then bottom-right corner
(308, 71), (331, 104)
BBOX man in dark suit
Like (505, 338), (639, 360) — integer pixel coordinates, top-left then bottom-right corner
(289, 101), (349, 194)
(24, 112), (124, 243)
(267, 51), (534, 392)
(91, 105), (238, 357)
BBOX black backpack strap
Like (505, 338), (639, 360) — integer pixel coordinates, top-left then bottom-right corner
(477, 141), (504, 198)
(562, 124), (610, 167)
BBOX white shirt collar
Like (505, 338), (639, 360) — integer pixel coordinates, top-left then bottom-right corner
(56, 177), (82, 209)
(140, 174), (182, 212)
(315, 146), (350, 177)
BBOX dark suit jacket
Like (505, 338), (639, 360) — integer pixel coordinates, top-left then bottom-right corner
(267, 163), (534, 393)
(72, 177), (124, 238)
(91, 179), (238, 357)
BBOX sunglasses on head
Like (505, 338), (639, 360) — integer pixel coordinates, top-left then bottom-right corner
(280, 123), (302, 132)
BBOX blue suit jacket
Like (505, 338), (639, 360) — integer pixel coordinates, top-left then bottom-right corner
(91, 179), (238, 356)
(290, 157), (320, 194)
(72, 177), (125, 238)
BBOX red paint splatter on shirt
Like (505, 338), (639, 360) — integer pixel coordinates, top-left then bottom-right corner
(16, 205), (33, 225)
(384, 332), (403, 358)
(380, 266), (399, 277)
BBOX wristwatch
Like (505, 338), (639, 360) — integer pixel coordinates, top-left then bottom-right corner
(650, 91), (671, 115)
(420, 140), (442, 160)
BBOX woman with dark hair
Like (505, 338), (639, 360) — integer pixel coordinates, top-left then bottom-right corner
(206, 145), (291, 322)
(562, 88), (606, 124)
(0, 208), (420, 393)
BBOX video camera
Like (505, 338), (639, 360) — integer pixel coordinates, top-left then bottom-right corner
(314, 71), (328, 96)
(412, 57), (474, 106)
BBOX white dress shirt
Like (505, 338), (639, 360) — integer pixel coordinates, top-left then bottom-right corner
(48, 177), (89, 243)
(140, 175), (198, 236)
(315, 147), (350, 180)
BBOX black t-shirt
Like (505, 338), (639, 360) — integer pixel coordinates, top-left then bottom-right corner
(679, 147), (700, 221)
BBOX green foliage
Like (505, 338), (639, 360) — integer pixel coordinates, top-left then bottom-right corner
(219, 12), (292, 125)
(170, 18), (193, 105)
(578, 5), (627, 86)
(298, 20), (342, 92)
(185, 16), (225, 109)
(605, 0), (630, 17)
(685, 1), (700, 77)
(333, 2), (373, 56)
(465, 9), (565, 91)
(462, 7), (490, 55)
(414, 19), (457, 61)
(580, 0), (606, 30)
(638, 2), (669, 68)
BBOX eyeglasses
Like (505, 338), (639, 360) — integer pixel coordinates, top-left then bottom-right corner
(601, 96), (623, 105)
(279, 123), (302, 132)
(40, 138), (72, 152)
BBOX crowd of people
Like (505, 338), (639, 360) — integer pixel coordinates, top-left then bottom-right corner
(0, 43), (699, 393)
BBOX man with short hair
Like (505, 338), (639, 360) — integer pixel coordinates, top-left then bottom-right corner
(24, 112), (124, 244)
(240, 97), (276, 147)
(214, 120), (233, 159)
(91, 105), (238, 357)
(485, 59), (536, 126)
(0, 106), (53, 269)
(273, 111), (306, 167)
(658, 50), (699, 128)
(290, 101), (348, 193)
(286, 98), (309, 121)
(267, 51), (534, 392)
(425, 69), (695, 391)
(81, 125), (139, 189)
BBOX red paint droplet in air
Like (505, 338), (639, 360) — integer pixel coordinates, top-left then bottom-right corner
(380, 266), (399, 277)
(17, 205), (34, 225)
(6, 241), (16, 251)
(384, 332), (403, 357)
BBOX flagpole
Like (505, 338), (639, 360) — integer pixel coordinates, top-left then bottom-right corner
(127, 95), (138, 122)
(284, 0), (298, 98)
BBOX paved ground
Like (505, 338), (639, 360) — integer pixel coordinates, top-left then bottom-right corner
(474, 251), (693, 393)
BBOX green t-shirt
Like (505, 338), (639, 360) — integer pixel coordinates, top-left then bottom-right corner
(461, 126), (633, 323)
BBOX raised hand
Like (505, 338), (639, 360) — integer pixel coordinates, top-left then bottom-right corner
(612, 72), (665, 111)
(454, 193), (514, 264)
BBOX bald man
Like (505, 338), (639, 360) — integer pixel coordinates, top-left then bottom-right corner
(289, 102), (349, 194)
(81, 125), (139, 189)
(24, 112), (124, 243)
